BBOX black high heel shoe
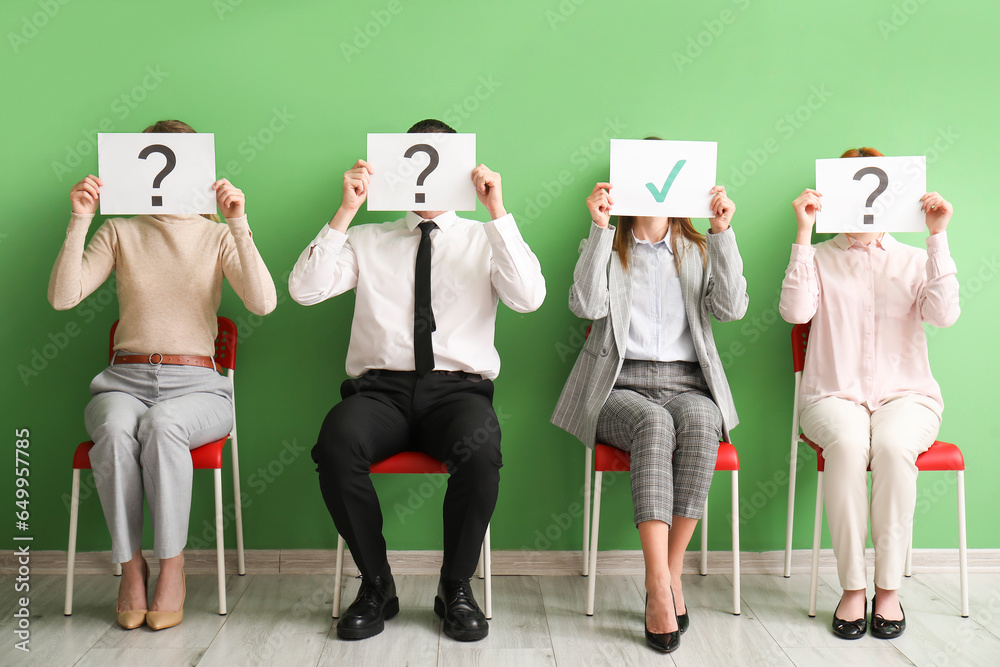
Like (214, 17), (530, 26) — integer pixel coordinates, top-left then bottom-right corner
(832, 596), (867, 640)
(675, 590), (690, 633)
(644, 594), (680, 653)
(870, 594), (906, 639)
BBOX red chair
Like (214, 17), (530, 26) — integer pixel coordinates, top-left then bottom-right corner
(583, 442), (741, 616)
(65, 317), (245, 616)
(782, 322), (968, 617)
(332, 451), (493, 620)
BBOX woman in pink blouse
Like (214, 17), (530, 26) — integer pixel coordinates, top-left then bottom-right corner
(779, 147), (959, 640)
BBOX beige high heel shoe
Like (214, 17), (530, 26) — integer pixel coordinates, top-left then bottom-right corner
(116, 559), (149, 630)
(147, 569), (185, 631)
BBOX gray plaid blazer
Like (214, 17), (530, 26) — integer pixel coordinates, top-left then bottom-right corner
(551, 222), (748, 447)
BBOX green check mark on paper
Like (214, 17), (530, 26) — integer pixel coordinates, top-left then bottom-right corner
(645, 160), (686, 203)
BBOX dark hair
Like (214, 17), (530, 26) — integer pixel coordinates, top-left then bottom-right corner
(407, 118), (456, 134)
(142, 119), (197, 134)
(612, 136), (707, 270)
(840, 147), (884, 158)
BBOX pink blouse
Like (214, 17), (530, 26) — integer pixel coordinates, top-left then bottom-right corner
(779, 233), (960, 415)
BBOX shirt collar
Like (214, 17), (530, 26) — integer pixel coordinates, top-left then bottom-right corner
(405, 210), (458, 232)
(832, 232), (892, 252)
(631, 228), (673, 254)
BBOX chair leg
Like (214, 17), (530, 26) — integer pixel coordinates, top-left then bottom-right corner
(586, 471), (603, 616)
(809, 471), (824, 618)
(731, 469), (741, 615)
(213, 469), (227, 615)
(65, 469), (81, 616)
(333, 534), (345, 619)
(476, 552), (484, 579)
(700, 497), (709, 576)
(483, 523), (492, 620)
(904, 534), (913, 577)
(582, 447), (593, 577)
(114, 562), (122, 576)
(230, 433), (246, 576)
(785, 374), (802, 578)
(957, 470), (969, 617)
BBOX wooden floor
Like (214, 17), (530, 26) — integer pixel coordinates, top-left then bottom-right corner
(3, 571), (998, 666)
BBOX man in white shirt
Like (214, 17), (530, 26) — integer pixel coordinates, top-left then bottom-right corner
(289, 119), (545, 641)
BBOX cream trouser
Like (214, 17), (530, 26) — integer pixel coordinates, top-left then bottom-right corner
(800, 394), (941, 591)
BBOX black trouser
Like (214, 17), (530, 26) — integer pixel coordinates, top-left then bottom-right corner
(311, 370), (502, 581)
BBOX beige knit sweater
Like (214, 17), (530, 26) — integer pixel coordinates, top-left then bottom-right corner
(48, 212), (277, 356)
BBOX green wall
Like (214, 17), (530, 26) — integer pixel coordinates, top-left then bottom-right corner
(3, 0), (998, 557)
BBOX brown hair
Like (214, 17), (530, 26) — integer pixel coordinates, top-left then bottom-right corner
(143, 119), (197, 134)
(142, 120), (220, 222)
(840, 146), (884, 158)
(612, 215), (706, 270)
(612, 136), (707, 270)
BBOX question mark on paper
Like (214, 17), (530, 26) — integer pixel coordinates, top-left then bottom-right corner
(403, 143), (440, 204)
(138, 144), (177, 207)
(852, 166), (888, 225)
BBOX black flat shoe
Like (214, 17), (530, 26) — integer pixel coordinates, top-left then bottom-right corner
(870, 595), (906, 639)
(336, 575), (399, 640)
(644, 594), (680, 653)
(435, 579), (489, 641)
(831, 597), (867, 640)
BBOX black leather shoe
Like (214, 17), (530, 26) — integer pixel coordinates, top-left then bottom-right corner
(336, 575), (399, 640)
(644, 594), (680, 653)
(870, 595), (906, 639)
(435, 579), (488, 641)
(831, 597), (867, 640)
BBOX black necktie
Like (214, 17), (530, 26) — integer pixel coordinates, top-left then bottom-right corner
(414, 221), (437, 376)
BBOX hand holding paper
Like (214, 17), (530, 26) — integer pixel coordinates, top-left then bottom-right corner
(70, 175), (104, 215)
(213, 179), (245, 218)
(921, 192), (953, 235)
(792, 188), (823, 245)
(586, 182), (614, 228)
(472, 164), (505, 219)
(709, 185), (735, 232)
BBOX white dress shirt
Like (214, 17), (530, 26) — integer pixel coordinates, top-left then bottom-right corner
(288, 211), (546, 380)
(625, 230), (698, 362)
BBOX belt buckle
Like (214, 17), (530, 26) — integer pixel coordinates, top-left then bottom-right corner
(148, 353), (163, 366)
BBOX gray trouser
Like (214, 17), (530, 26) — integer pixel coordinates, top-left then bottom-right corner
(84, 358), (233, 563)
(596, 359), (723, 526)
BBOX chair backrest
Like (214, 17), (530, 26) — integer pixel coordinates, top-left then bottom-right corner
(107, 317), (238, 372)
(791, 322), (811, 374)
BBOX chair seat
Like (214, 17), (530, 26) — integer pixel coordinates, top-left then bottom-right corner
(72, 438), (229, 471)
(800, 437), (964, 473)
(370, 451), (448, 474)
(593, 442), (738, 473)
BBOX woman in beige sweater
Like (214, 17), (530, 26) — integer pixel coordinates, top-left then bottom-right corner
(48, 120), (277, 630)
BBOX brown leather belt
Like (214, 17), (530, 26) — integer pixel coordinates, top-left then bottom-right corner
(113, 353), (216, 370)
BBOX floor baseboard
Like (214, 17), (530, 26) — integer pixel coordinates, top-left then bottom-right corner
(3, 548), (999, 576)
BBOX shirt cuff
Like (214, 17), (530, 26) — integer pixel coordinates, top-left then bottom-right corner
(925, 231), (956, 277)
(789, 242), (816, 264)
(315, 222), (349, 247)
(926, 231), (950, 256)
(484, 213), (524, 248)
